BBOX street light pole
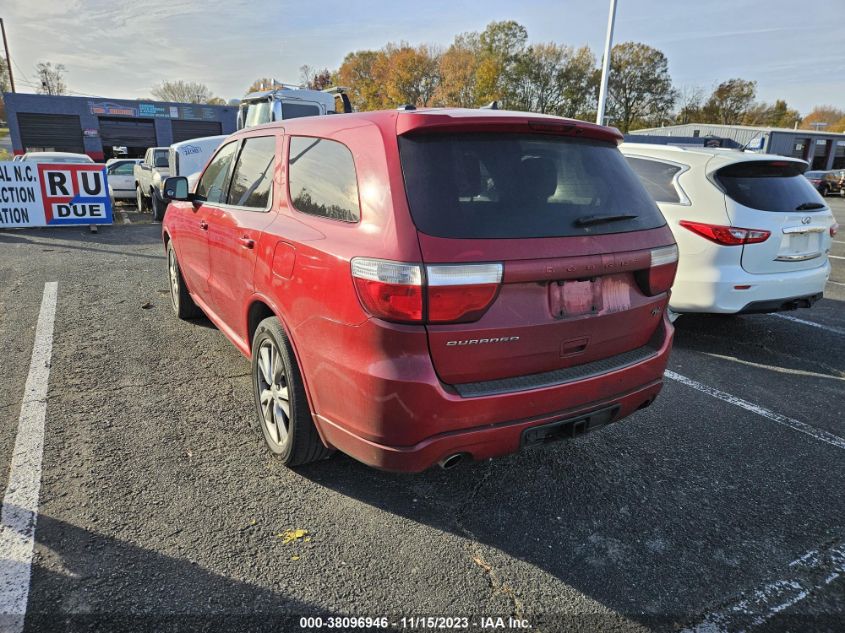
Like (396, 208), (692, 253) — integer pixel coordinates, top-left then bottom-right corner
(0, 18), (15, 93)
(595, 0), (618, 126)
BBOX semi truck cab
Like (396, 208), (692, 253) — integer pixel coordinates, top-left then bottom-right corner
(237, 86), (352, 129)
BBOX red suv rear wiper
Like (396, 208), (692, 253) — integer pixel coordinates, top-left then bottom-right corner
(575, 213), (639, 227)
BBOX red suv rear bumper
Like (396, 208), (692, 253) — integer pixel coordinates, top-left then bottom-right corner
(306, 314), (674, 472)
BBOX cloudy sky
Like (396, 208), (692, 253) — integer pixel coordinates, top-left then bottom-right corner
(3, 0), (842, 115)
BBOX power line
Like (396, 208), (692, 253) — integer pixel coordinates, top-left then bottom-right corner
(13, 75), (108, 99)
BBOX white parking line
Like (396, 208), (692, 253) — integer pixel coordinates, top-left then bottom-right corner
(682, 539), (845, 632)
(0, 282), (58, 632)
(830, 255), (845, 260)
(771, 313), (845, 336)
(664, 370), (845, 451)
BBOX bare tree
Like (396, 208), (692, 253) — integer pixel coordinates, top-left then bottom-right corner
(299, 65), (333, 90)
(36, 62), (67, 95)
(151, 80), (217, 104)
(674, 85), (706, 124)
(0, 56), (10, 93)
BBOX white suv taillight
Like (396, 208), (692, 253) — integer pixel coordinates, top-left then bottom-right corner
(350, 258), (503, 324)
(679, 220), (770, 245)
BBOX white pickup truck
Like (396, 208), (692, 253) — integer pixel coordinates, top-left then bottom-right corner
(148, 136), (228, 220)
(133, 147), (169, 214)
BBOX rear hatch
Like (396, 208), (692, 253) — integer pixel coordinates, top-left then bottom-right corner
(715, 160), (834, 274)
(397, 124), (676, 388)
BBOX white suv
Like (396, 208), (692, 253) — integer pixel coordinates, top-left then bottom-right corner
(620, 143), (837, 317)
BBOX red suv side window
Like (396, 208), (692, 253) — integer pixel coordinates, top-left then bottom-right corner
(227, 136), (276, 210)
(288, 136), (360, 222)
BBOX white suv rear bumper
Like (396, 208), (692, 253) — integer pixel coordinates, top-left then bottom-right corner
(669, 260), (831, 314)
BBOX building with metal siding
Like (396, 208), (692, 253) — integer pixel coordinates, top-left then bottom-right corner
(3, 93), (237, 160)
(631, 123), (845, 170)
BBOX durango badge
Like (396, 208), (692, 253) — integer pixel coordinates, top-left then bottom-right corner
(446, 337), (520, 346)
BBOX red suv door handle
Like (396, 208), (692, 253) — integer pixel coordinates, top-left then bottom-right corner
(239, 236), (255, 249)
(199, 220), (208, 231)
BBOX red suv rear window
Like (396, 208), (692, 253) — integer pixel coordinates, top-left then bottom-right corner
(397, 133), (665, 239)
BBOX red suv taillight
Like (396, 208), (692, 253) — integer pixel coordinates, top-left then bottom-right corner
(426, 264), (502, 323)
(350, 259), (423, 322)
(351, 258), (502, 324)
(679, 220), (770, 245)
(636, 244), (679, 296)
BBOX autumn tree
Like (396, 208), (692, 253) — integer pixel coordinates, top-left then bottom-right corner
(702, 78), (756, 125)
(436, 33), (481, 107)
(380, 43), (441, 107)
(245, 77), (280, 94)
(605, 42), (676, 132)
(36, 62), (67, 95)
(475, 20), (528, 106)
(152, 80), (218, 103)
(800, 106), (845, 131)
(336, 50), (386, 110)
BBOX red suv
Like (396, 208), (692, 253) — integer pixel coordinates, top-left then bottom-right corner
(161, 108), (677, 472)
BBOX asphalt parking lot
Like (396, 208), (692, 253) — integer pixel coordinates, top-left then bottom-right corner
(1, 199), (843, 632)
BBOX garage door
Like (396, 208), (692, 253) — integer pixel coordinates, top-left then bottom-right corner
(18, 113), (84, 153)
(98, 117), (158, 148)
(171, 120), (222, 143)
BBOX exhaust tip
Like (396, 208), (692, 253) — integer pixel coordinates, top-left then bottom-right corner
(438, 453), (466, 470)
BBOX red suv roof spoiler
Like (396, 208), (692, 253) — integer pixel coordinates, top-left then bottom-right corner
(395, 110), (623, 145)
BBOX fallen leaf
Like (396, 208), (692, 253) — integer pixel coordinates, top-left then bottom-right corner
(141, 302), (153, 309)
(291, 555), (300, 561)
(279, 528), (309, 544)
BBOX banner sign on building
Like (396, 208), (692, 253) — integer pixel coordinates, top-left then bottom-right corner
(138, 103), (170, 118)
(88, 100), (219, 121)
(89, 101), (138, 117)
(0, 161), (113, 228)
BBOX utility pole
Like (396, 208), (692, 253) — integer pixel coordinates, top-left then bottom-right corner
(0, 18), (14, 92)
(595, 0), (618, 126)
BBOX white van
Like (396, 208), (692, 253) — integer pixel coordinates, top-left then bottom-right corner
(150, 135), (228, 220)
